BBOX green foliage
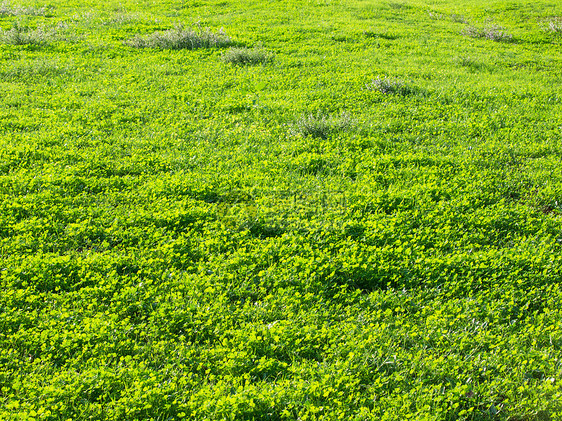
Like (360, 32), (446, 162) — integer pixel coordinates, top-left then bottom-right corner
(1, 0), (562, 419)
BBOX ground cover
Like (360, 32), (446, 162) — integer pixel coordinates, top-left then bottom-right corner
(0, 0), (561, 419)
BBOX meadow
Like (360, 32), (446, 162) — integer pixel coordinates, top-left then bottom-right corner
(1, 0), (562, 419)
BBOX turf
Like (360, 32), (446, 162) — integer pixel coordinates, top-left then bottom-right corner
(1, 0), (561, 419)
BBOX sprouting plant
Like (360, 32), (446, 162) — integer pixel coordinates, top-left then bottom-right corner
(126, 25), (232, 50)
(221, 46), (273, 65)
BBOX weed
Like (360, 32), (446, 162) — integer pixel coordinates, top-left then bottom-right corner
(1, 58), (65, 79)
(428, 11), (445, 20)
(450, 14), (468, 24)
(0, 22), (56, 46)
(363, 30), (397, 40)
(388, 2), (409, 10)
(221, 46), (273, 65)
(366, 76), (421, 96)
(428, 11), (467, 23)
(0, 2), (52, 16)
(103, 12), (140, 26)
(126, 25), (231, 49)
(482, 24), (513, 41)
(544, 18), (562, 34)
(462, 25), (483, 39)
(455, 56), (487, 71)
(331, 33), (351, 42)
(457, 56), (472, 66)
(462, 23), (513, 42)
(290, 111), (353, 139)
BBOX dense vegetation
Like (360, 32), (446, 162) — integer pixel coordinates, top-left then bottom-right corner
(1, 0), (561, 419)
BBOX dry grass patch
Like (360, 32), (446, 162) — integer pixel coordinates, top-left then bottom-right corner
(0, 22), (59, 46)
(366, 76), (422, 96)
(126, 25), (231, 50)
(0, 2), (52, 16)
(221, 46), (273, 65)
(290, 111), (354, 139)
(462, 23), (513, 42)
(544, 18), (562, 34)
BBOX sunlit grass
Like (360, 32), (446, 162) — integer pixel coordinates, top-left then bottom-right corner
(0, 0), (561, 419)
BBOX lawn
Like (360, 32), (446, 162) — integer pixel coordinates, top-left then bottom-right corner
(1, 0), (561, 419)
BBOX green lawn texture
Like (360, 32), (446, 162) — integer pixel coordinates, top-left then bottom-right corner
(1, 0), (562, 419)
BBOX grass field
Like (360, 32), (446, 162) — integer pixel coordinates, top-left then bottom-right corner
(1, 0), (562, 419)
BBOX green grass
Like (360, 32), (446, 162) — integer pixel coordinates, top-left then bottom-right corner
(1, 0), (562, 420)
